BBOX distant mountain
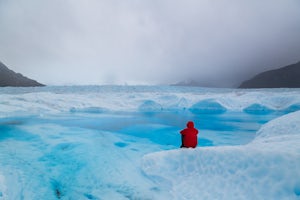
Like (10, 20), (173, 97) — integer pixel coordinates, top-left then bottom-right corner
(239, 62), (300, 88)
(0, 61), (44, 87)
(172, 80), (220, 88)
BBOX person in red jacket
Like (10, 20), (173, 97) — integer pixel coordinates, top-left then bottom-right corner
(180, 121), (198, 148)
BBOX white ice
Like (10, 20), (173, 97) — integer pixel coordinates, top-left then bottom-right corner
(142, 110), (300, 200)
(1, 86), (300, 117)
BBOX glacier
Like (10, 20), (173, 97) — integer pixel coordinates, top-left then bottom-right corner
(0, 86), (300, 199)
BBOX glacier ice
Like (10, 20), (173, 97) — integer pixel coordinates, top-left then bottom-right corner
(0, 86), (300, 199)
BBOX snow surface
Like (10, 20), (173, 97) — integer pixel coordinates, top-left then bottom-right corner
(0, 86), (300, 199)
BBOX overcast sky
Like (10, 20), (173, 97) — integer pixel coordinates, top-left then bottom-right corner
(1, 0), (300, 86)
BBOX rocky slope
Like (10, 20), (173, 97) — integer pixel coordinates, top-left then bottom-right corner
(0, 61), (44, 87)
(239, 62), (300, 88)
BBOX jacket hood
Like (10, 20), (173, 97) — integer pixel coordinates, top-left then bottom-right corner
(187, 121), (194, 128)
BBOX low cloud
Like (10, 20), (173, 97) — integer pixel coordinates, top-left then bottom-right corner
(1, 0), (300, 86)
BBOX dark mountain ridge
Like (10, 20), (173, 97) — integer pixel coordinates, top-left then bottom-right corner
(239, 62), (300, 88)
(0, 61), (44, 87)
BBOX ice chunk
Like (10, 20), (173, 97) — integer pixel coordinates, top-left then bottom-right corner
(243, 103), (274, 115)
(189, 100), (227, 114)
(138, 100), (163, 112)
(281, 103), (300, 114)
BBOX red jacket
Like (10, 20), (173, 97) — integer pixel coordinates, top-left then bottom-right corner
(180, 121), (198, 148)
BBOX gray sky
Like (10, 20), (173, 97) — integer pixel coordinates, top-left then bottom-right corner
(1, 0), (300, 86)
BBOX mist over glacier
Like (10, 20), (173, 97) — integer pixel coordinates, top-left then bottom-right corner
(0, 86), (300, 199)
(1, 0), (300, 86)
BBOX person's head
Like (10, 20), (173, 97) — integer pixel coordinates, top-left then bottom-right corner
(186, 121), (194, 128)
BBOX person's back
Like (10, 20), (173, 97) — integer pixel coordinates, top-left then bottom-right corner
(180, 121), (198, 148)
